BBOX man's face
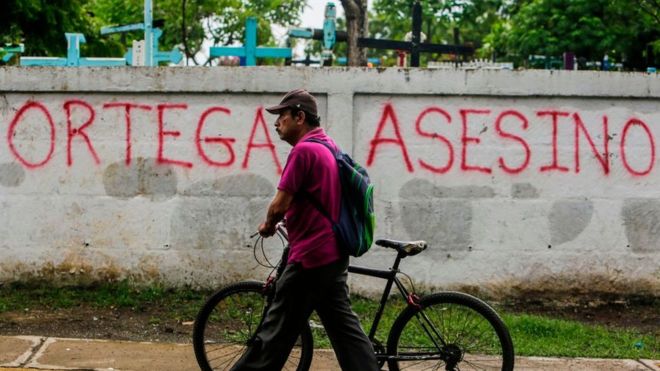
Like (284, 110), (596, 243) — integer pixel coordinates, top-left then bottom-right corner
(274, 109), (303, 145)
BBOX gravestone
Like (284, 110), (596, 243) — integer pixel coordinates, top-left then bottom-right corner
(288, 1), (473, 67)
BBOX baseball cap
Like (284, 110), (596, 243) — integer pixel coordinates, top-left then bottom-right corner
(265, 89), (318, 118)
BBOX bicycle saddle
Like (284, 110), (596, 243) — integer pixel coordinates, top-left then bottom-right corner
(375, 239), (428, 256)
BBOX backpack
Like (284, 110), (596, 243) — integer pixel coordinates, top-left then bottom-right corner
(304, 138), (375, 257)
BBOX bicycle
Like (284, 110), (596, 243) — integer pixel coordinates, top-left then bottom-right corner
(193, 224), (515, 371)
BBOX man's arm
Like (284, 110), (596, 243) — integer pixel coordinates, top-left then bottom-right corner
(259, 189), (295, 237)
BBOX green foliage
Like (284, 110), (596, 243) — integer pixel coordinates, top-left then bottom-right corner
(2, 0), (658, 69)
(0, 0), (115, 58)
(1, 0), (305, 64)
(487, 0), (660, 69)
(369, 0), (508, 66)
(367, 0), (658, 69)
(507, 1), (625, 60)
(90, 0), (306, 65)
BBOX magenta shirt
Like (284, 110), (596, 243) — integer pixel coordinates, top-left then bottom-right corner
(278, 128), (343, 268)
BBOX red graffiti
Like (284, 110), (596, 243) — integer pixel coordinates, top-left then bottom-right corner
(460, 109), (492, 174)
(537, 110), (570, 173)
(5, 99), (288, 172)
(415, 107), (454, 174)
(365, 104), (656, 177)
(64, 100), (100, 166)
(196, 106), (237, 167)
(103, 102), (152, 166)
(495, 110), (531, 174)
(573, 113), (609, 174)
(367, 103), (414, 172)
(242, 107), (282, 174)
(620, 118), (655, 176)
(7, 101), (56, 169)
(156, 103), (193, 168)
(4, 98), (658, 178)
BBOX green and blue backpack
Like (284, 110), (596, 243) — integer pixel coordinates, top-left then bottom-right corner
(304, 138), (375, 257)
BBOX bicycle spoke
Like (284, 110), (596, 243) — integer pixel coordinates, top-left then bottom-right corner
(207, 347), (242, 364)
(221, 348), (246, 371)
(206, 342), (242, 354)
(206, 345), (245, 370)
(391, 295), (511, 371)
(460, 356), (504, 371)
(397, 358), (435, 370)
(195, 282), (314, 371)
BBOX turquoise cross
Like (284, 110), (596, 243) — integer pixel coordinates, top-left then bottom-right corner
(210, 17), (291, 66)
(100, 0), (182, 66)
(287, 2), (337, 64)
(1, 44), (24, 63)
(20, 33), (126, 67)
(119, 28), (183, 66)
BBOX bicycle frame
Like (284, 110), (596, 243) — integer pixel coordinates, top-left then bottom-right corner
(348, 252), (413, 341)
(196, 226), (513, 371)
(271, 226), (415, 336)
(269, 226), (446, 363)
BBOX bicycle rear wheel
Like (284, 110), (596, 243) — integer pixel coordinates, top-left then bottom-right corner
(387, 292), (514, 371)
(193, 281), (313, 371)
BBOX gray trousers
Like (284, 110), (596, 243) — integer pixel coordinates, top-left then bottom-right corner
(230, 257), (379, 371)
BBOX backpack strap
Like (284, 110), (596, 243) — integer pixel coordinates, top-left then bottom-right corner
(300, 138), (339, 224)
(304, 137), (337, 157)
(303, 189), (333, 222)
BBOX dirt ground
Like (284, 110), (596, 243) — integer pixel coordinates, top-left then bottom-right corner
(0, 298), (657, 344)
(502, 297), (659, 336)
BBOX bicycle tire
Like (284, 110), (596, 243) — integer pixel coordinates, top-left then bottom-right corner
(193, 281), (314, 371)
(386, 291), (514, 371)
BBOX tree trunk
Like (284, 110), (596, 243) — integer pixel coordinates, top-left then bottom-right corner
(340, 0), (368, 66)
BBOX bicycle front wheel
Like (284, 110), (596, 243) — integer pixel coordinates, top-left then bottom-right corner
(193, 281), (313, 371)
(387, 292), (514, 371)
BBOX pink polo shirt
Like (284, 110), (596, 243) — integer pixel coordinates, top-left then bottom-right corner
(278, 128), (343, 268)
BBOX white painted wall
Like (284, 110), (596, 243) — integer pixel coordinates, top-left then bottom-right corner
(1, 67), (658, 298)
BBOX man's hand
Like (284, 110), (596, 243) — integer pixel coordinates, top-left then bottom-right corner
(258, 222), (276, 237)
(259, 190), (294, 238)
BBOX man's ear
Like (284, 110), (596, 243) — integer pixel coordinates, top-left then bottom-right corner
(296, 110), (306, 125)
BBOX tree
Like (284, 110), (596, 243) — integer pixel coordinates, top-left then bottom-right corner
(1, 0), (306, 65)
(369, 0), (507, 66)
(637, 0), (660, 27)
(635, 0), (660, 60)
(488, 0), (660, 69)
(340, 0), (369, 66)
(0, 0), (118, 60)
(92, 0), (306, 65)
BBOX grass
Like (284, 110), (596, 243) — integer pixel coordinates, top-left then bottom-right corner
(0, 282), (657, 359)
(0, 281), (208, 323)
(346, 296), (658, 360)
(505, 313), (658, 359)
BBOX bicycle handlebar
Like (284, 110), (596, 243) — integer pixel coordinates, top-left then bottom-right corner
(276, 223), (288, 241)
(250, 222), (289, 241)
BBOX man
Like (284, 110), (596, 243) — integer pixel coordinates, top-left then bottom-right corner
(231, 89), (378, 371)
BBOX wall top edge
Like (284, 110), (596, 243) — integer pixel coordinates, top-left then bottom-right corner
(1, 66), (659, 98)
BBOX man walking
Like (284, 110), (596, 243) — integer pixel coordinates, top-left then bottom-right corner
(231, 89), (378, 371)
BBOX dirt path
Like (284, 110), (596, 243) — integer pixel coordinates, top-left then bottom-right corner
(0, 300), (657, 344)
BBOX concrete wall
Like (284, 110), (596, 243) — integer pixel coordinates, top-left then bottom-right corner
(1, 67), (659, 298)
